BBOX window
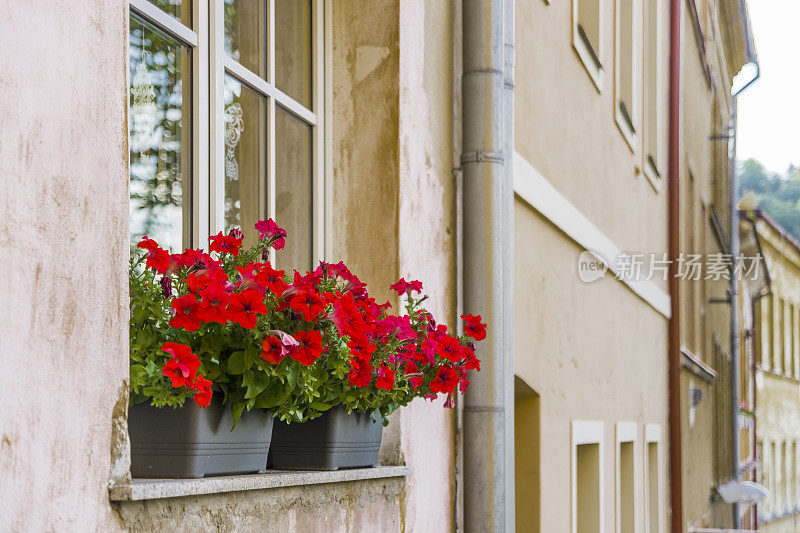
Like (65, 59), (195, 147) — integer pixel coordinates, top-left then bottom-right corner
(615, 423), (636, 533)
(644, 424), (662, 533)
(129, 2), (195, 252)
(786, 301), (792, 376)
(573, 0), (603, 91)
(643, 0), (662, 191)
(614, 0), (637, 149)
(128, 0), (325, 272)
(572, 421), (604, 533)
(776, 297), (784, 374)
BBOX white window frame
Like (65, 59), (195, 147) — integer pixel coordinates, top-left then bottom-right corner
(642, 0), (663, 192)
(128, 0), (328, 263)
(572, 420), (605, 533)
(613, 0), (639, 152)
(643, 424), (663, 533)
(572, 0), (604, 92)
(615, 422), (638, 533)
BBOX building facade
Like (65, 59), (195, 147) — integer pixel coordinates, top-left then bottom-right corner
(0, 0), (756, 531)
(739, 211), (800, 531)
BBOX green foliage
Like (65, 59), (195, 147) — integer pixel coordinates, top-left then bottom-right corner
(738, 158), (800, 240)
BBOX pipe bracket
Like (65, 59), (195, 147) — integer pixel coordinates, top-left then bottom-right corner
(460, 151), (505, 165)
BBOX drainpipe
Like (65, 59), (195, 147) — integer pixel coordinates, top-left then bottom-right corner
(461, 0), (513, 530)
(729, 0), (760, 518)
(502, 0), (515, 528)
(729, 60), (759, 529)
(667, 0), (683, 531)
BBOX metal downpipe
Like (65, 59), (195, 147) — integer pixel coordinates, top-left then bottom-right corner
(461, 0), (513, 530)
(667, 0), (683, 531)
(729, 59), (760, 529)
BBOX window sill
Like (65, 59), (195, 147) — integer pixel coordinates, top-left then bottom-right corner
(109, 465), (411, 502)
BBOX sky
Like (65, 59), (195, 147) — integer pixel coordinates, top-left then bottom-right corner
(736, 0), (800, 174)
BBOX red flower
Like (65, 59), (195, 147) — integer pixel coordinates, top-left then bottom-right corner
(137, 237), (170, 273)
(255, 218), (287, 250)
(430, 365), (459, 394)
(192, 374), (213, 408)
(227, 289), (267, 329)
(209, 231), (243, 257)
(288, 291), (326, 322)
(461, 314), (487, 341)
(254, 263), (289, 295)
(347, 357), (373, 387)
(376, 364), (396, 390)
(290, 329), (323, 366)
(169, 294), (202, 331)
(260, 335), (286, 365)
(437, 336), (466, 363)
(404, 362), (424, 389)
(347, 333), (377, 362)
(389, 277), (423, 296)
(161, 343), (200, 388)
(197, 283), (230, 324)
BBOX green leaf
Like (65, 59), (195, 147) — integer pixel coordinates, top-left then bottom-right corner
(230, 402), (245, 430)
(227, 351), (247, 374)
(309, 402), (332, 411)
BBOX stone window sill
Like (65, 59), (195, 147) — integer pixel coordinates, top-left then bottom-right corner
(108, 466), (410, 502)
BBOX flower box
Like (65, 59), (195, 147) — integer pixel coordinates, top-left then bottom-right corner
(269, 407), (382, 470)
(128, 395), (273, 478)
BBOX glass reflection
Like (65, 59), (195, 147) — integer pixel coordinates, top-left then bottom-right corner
(275, 106), (313, 271)
(224, 0), (268, 79)
(276, 0), (312, 108)
(129, 15), (191, 252)
(224, 76), (267, 244)
(146, 0), (192, 28)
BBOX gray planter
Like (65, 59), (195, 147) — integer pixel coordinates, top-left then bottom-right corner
(269, 407), (383, 470)
(128, 397), (273, 478)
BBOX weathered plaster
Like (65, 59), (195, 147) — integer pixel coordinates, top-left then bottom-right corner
(0, 1), (129, 530)
(115, 478), (407, 532)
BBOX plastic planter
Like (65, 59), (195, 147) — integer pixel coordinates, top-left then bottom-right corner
(128, 397), (273, 478)
(269, 407), (383, 470)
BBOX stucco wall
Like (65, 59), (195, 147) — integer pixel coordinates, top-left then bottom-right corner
(116, 478), (406, 532)
(513, 201), (669, 533)
(0, 1), (130, 530)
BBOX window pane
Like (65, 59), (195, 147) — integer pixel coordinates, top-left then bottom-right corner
(276, 0), (312, 108)
(129, 15), (192, 252)
(224, 0), (268, 79)
(275, 106), (313, 272)
(145, 0), (192, 28)
(224, 76), (267, 242)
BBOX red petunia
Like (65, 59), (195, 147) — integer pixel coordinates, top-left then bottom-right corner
(461, 314), (487, 341)
(347, 333), (377, 362)
(161, 342), (200, 388)
(376, 364), (396, 390)
(429, 365), (459, 394)
(347, 357), (373, 387)
(169, 294), (202, 331)
(255, 218), (287, 250)
(137, 237), (171, 273)
(260, 335), (286, 365)
(197, 283), (230, 324)
(288, 291), (326, 322)
(290, 329), (323, 366)
(192, 374), (213, 408)
(404, 362), (424, 389)
(389, 277), (423, 296)
(254, 263), (289, 295)
(226, 289), (267, 329)
(209, 231), (243, 257)
(436, 336), (466, 363)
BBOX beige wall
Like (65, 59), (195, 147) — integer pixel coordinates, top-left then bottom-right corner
(0, 1), (130, 530)
(753, 223), (800, 527)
